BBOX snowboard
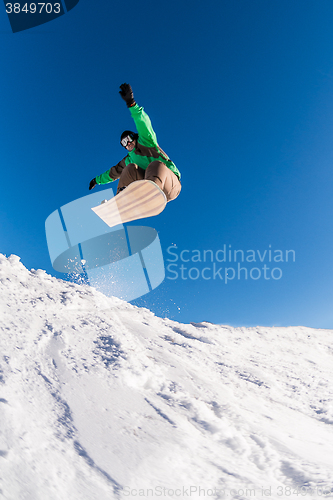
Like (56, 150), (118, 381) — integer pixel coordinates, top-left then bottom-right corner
(91, 179), (167, 228)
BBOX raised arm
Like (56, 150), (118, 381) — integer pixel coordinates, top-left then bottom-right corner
(119, 83), (158, 147)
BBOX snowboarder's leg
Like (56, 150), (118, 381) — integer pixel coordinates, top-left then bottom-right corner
(145, 161), (181, 202)
(117, 163), (145, 194)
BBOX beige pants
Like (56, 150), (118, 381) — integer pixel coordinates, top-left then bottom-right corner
(117, 161), (181, 202)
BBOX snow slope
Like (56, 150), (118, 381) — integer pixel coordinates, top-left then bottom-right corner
(0, 254), (333, 500)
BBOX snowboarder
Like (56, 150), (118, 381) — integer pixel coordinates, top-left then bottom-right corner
(89, 83), (181, 202)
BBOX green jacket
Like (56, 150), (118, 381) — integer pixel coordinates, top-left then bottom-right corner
(95, 104), (181, 185)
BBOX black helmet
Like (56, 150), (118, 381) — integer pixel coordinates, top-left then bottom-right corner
(120, 130), (138, 143)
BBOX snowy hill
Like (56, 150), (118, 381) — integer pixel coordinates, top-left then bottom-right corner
(0, 254), (333, 500)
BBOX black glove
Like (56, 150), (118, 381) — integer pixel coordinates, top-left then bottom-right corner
(119, 83), (136, 108)
(89, 178), (97, 190)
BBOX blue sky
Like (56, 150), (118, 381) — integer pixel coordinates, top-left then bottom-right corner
(1, 0), (333, 328)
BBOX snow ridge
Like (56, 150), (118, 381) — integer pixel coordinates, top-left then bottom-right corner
(0, 254), (333, 500)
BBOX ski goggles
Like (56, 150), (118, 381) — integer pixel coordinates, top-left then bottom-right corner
(120, 135), (135, 147)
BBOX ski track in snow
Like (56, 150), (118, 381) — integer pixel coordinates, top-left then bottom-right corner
(0, 254), (333, 500)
